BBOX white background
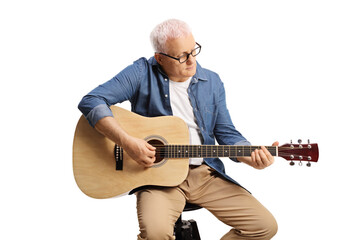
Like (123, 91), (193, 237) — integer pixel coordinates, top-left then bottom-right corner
(1, 0), (359, 239)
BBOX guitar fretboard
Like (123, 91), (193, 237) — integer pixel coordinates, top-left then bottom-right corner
(158, 145), (278, 158)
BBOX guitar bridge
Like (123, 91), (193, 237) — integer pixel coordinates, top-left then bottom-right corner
(114, 144), (123, 170)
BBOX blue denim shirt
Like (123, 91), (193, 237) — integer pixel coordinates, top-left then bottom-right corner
(78, 57), (251, 186)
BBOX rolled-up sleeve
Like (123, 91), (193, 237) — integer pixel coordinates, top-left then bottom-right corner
(83, 104), (114, 127)
(234, 139), (251, 146)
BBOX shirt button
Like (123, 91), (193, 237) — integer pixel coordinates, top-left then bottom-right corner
(165, 94), (168, 98)
(164, 78), (168, 81)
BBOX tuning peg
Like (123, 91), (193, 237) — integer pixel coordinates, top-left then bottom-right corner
(290, 140), (293, 144)
(298, 139), (302, 144)
(306, 162), (311, 167)
(290, 161), (295, 166)
(308, 139), (310, 144)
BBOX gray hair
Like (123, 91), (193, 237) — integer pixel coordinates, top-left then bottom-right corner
(150, 19), (192, 53)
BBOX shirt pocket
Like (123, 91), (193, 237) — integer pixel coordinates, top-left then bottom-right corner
(202, 104), (218, 136)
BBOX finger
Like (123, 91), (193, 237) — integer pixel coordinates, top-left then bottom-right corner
(258, 148), (271, 166)
(137, 158), (150, 167)
(261, 146), (273, 161)
(255, 149), (263, 167)
(146, 148), (156, 158)
(145, 142), (156, 151)
(146, 161), (154, 167)
(251, 151), (259, 168)
(143, 143), (156, 157)
(142, 158), (155, 168)
(272, 141), (279, 146)
(149, 156), (156, 163)
(262, 146), (276, 166)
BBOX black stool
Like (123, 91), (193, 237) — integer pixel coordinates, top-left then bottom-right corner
(174, 203), (202, 240)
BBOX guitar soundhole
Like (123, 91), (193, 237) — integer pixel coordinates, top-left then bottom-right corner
(147, 139), (165, 164)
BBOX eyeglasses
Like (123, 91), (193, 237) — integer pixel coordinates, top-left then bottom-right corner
(157, 42), (201, 64)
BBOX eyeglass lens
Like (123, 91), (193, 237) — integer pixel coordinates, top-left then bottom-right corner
(179, 46), (201, 63)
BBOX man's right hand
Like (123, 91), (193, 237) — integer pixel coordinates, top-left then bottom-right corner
(94, 116), (156, 168)
(121, 135), (156, 168)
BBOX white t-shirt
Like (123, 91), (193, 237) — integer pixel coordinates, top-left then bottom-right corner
(169, 78), (203, 165)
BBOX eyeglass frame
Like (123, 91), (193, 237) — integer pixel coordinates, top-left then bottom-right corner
(156, 42), (202, 64)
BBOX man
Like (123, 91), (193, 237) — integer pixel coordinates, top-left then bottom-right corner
(78, 19), (278, 240)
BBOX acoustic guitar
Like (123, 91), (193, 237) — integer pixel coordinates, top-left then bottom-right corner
(73, 106), (319, 199)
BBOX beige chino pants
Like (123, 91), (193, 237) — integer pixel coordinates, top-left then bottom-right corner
(136, 164), (277, 240)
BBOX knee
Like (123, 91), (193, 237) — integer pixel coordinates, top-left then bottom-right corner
(259, 214), (278, 239)
(239, 213), (277, 239)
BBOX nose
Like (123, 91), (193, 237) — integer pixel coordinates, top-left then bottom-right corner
(186, 54), (195, 65)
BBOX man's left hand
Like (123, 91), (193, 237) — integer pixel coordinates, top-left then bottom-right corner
(237, 141), (279, 169)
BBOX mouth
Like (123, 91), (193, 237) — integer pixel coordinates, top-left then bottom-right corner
(186, 65), (195, 71)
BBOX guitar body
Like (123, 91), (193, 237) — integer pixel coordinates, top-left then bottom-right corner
(73, 106), (190, 199)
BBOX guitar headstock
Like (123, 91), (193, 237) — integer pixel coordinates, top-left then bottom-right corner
(278, 139), (319, 167)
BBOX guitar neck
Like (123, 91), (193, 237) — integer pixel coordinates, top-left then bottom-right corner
(160, 145), (278, 159)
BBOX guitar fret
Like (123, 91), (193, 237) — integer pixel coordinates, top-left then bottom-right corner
(238, 146), (244, 157)
(224, 145), (229, 157)
(232, 146), (235, 157)
(233, 146), (237, 157)
(243, 146), (251, 157)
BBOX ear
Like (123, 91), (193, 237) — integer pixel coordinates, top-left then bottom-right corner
(154, 53), (163, 65)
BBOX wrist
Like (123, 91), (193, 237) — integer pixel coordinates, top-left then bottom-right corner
(119, 132), (132, 148)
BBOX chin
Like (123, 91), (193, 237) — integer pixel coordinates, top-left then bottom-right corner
(186, 67), (196, 76)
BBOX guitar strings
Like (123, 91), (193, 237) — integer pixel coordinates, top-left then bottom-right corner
(143, 144), (307, 150)
(116, 145), (311, 159)
(117, 145), (306, 152)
